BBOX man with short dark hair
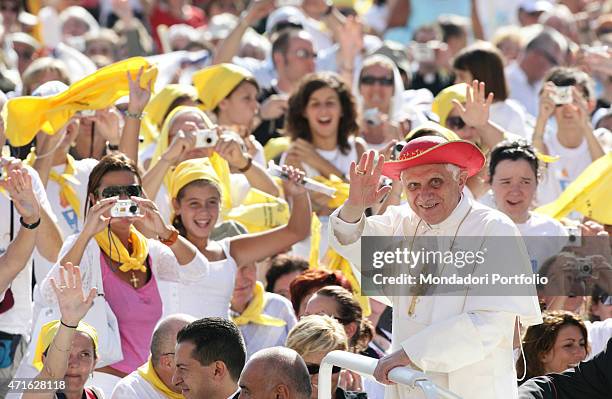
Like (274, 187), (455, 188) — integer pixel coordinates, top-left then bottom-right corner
(173, 317), (246, 399)
(238, 347), (311, 399)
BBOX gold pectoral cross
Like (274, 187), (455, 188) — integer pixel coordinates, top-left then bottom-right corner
(407, 296), (418, 316)
(130, 272), (140, 288)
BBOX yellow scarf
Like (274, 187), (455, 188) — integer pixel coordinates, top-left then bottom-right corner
(3, 57), (157, 147)
(138, 358), (184, 399)
(232, 282), (287, 327)
(26, 151), (82, 218)
(94, 226), (149, 273)
(309, 213), (322, 268)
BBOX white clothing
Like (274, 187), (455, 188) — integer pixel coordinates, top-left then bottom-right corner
(543, 132), (593, 197)
(490, 100), (530, 139)
(160, 239), (236, 319)
(506, 62), (542, 118)
(585, 319), (612, 360)
(111, 370), (169, 399)
(329, 195), (542, 399)
(231, 293), (297, 358)
(0, 166), (56, 338)
(38, 233), (208, 308)
(516, 213), (568, 272)
(280, 137), (359, 179)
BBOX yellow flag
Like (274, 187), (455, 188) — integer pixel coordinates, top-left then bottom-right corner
(535, 153), (612, 224)
(3, 57), (157, 146)
(312, 175), (349, 209)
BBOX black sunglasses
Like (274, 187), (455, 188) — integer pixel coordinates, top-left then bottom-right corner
(446, 116), (466, 130)
(306, 364), (341, 375)
(98, 185), (142, 199)
(360, 76), (394, 87)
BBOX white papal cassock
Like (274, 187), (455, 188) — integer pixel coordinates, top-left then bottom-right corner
(329, 195), (543, 399)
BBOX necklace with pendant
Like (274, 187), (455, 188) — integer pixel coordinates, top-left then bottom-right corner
(405, 205), (472, 316)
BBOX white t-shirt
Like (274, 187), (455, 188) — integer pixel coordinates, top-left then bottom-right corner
(279, 137), (359, 178)
(543, 132), (593, 197)
(585, 318), (612, 360)
(516, 212), (568, 272)
(159, 239), (237, 319)
(490, 100), (529, 140)
(111, 370), (169, 399)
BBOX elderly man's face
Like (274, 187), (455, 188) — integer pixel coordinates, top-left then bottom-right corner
(238, 359), (276, 399)
(400, 164), (467, 225)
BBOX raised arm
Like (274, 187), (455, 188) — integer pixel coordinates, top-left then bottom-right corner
(119, 67), (153, 163)
(23, 262), (97, 399)
(212, 0), (275, 65)
(230, 166), (311, 266)
(0, 169), (41, 294)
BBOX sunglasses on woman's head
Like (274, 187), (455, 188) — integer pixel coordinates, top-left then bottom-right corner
(306, 364), (341, 375)
(360, 76), (394, 87)
(446, 116), (466, 130)
(98, 185), (142, 199)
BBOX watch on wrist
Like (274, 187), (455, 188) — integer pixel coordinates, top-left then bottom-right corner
(238, 155), (253, 173)
(159, 226), (179, 246)
(20, 216), (41, 230)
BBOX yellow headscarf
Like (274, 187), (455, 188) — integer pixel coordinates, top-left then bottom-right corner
(431, 83), (468, 127)
(232, 282), (287, 327)
(33, 320), (98, 371)
(192, 63), (254, 111)
(2, 57), (157, 147)
(149, 106), (215, 190)
(94, 226), (149, 273)
(25, 150), (83, 219)
(138, 357), (184, 399)
(169, 158), (222, 200)
(141, 84), (199, 146)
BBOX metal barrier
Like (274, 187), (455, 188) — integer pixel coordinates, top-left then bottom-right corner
(317, 350), (462, 399)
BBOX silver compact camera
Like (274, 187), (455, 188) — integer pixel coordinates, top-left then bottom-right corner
(550, 86), (573, 105)
(364, 108), (381, 126)
(566, 226), (582, 247)
(575, 259), (593, 280)
(410, 42), (436, 63)
(110, 200), (140, 218)
(79, 109), (96, 117)
(195, 129), (219, 148)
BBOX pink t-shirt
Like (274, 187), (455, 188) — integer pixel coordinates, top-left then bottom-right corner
(101, 254), (162, 374)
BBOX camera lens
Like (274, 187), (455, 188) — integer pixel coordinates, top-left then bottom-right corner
(581, 264), (591, 273)
(129, 205), (138, 214)
(569, 234), (576, 242)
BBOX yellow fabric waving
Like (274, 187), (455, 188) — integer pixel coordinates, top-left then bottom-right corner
(309, 213), (322, 268)
(312, 175), (349, 209)
(3, 57), (158, 147)
(94, 226), (149, 273)
(138, 358), (184, 399)
(232, 282), (287, 327)
(263, 136), (291, 163)
(141, 84), (199, 146)
(535, 152), (612, 224)
(33, 320), (98, 371)
(192, 63), (253, 111)
(26, 151), (82, 218)
(223, 189), (289, 233)
(208, 151), (233, 211)
(322, 249), (371, 317)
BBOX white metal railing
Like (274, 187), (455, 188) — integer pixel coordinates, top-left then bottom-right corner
(318, 350), (462, 399)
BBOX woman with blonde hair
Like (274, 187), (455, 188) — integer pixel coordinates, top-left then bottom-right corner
(287, 315), (367, 399)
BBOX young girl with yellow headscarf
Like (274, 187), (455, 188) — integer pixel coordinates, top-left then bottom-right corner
(143, 105), (280, 224)
(38, 153), (206, 384)
(164, 158), (311, 356)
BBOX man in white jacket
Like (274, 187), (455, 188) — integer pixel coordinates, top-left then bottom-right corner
(328, 133), (543, 399)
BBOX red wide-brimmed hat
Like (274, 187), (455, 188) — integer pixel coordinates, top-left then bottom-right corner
(381, 135), (485, 180)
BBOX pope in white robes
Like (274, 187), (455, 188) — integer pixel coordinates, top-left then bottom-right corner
(328, 132), (543, 399)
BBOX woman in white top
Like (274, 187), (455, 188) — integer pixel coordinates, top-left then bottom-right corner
(453, 42), (529, 139)
(166, 158), (309, 349)
(40, 153), (204, 380)
(282, 72), (365, 211)
(488, 140), (568, 271)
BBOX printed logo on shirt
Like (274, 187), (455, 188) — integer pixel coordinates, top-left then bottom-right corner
(62, 209), (80, 234)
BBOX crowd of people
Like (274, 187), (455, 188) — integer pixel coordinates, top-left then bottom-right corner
(0, 0), (611, 398)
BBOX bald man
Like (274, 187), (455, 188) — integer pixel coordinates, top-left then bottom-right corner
(111, 314), (197, 398)
(238, 347), (312, 399)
